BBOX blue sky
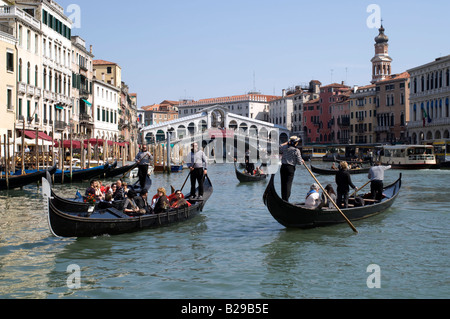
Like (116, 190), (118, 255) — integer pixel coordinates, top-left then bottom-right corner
(56, 0), (450, 107)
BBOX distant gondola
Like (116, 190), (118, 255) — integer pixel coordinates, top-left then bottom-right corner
(234, 162), (267, 183)
(0, 164), (57, 191)
(263, 173), (402, 229)
(52, 163), (110, 183)
(43, 175), (213, 238)
(310, 164), (371, 175)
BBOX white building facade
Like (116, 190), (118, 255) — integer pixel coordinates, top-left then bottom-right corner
(269, 90), (294, 131)
(92, 79), (120, 141)
(178, 93), (280, 122)
(407, 55), (450, 144)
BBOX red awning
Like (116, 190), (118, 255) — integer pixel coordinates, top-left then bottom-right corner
(23, 130), (53, 141)
(54, 140), (82, 148)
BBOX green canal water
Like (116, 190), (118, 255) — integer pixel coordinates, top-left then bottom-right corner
(0, 163), (448, 299)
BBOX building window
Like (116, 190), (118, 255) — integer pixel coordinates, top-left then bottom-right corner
(6, 51), (14, 72)
(7, 88), (13, 110)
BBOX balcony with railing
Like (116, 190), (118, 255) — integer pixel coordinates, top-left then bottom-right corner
(54, 120), (67, 131)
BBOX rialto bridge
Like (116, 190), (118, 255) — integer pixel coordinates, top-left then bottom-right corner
(140, 105), (290, 164)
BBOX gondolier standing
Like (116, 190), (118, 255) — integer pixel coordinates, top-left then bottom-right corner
(135, 145), (153, 189)
(279, 136), (304, 202)
(368, 161), (391, 200)
(188, 142), (208, 199)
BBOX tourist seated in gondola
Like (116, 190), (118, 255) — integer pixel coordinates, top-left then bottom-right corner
(123, 190), (146, 216)
(98, 193), (114, 210)
(331, 163), (338, 170)
(317, 184), (337, 210)
(134, 188), (152, 214)
(113, 180), (125, 201)
(169, 190), (191, 209)
(122, 182), (129, 197)
(152, 187), (170, 214)
(305, 184), (321, 209)
(85, 180), (96, 197)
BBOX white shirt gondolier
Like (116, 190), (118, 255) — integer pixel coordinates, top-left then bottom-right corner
(188, 143), (208, 199)
(135, 146), (154, 190)
(279, 136), (304, 202)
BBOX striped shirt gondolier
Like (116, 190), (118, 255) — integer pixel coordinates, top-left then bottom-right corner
(280, 145), (303, 166)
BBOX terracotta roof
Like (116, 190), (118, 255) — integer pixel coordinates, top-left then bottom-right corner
(181, 94), (281, 106)
(304, 98), (320, 104)
(321, 83), (351, 89)
(376, 71), (410, 83)
(93, 59), (117, 65)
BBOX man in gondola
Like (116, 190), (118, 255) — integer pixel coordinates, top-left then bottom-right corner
(279, 136), (304, 202)
(188, 142), (208, 200)
(135, 145), (153, 190)
(368, 161), (391, 201)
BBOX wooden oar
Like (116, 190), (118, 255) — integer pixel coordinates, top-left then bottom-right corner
(350, 180), (371, 198)
(180, 170), (192, 192)
(302, 162), (359, 234)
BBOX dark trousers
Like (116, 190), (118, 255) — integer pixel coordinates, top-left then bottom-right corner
(280, 164), (296, 202)
(337, 189), (350, 208)
(138, 165), (148, 189)
(190, 168), (204, 197)
(371, 180), (384, 200)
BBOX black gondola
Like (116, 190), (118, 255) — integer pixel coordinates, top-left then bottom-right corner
(234, 162), (267, 183)
(0, 164), (57, 191)
(52, 163), (110, 183)
(104, 161), (137, 178)
(263, 173), (401, 229)
(310, 164), (371, 176)
(43, 175), (213, 238)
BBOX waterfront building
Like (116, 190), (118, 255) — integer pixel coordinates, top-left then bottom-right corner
(142, 100), (180, 127)
(317, 83), (351, 144)
(0, 5), (16, 140)
(119, 82), (138, 159)
(329, 90), (351, 144)
(0, 1), (44, 144)
(178, 93), (280, 122)
(407, 55), (450, 144)
(268, 89), (294, 131)
(302, 98), (320, 144)
(71, 35), (94, 139)
(349, 84), (377, 144)
(374, 72), (410, 144)
(291, 81), (321, 141)
(92, 78), (119, 141)
(93, 59), (121, 89)
(39, 0), (73, 141)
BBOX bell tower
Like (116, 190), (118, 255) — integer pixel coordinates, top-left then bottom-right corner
(371, 23), (393, 83)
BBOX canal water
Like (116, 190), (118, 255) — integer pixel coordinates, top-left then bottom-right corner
(0, 163), (448, 299)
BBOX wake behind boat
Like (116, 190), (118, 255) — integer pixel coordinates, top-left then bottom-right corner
(263, 174), (402, 229)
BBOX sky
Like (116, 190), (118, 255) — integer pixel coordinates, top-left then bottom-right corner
(56, 0), (450, 108)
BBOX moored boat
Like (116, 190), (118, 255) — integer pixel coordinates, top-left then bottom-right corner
(263, 173), (402, 229)
(52, 163), (110, 183)
(0, 164), (57, 191)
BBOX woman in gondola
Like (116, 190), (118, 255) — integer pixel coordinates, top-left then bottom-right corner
(335, 161), (358, 208)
